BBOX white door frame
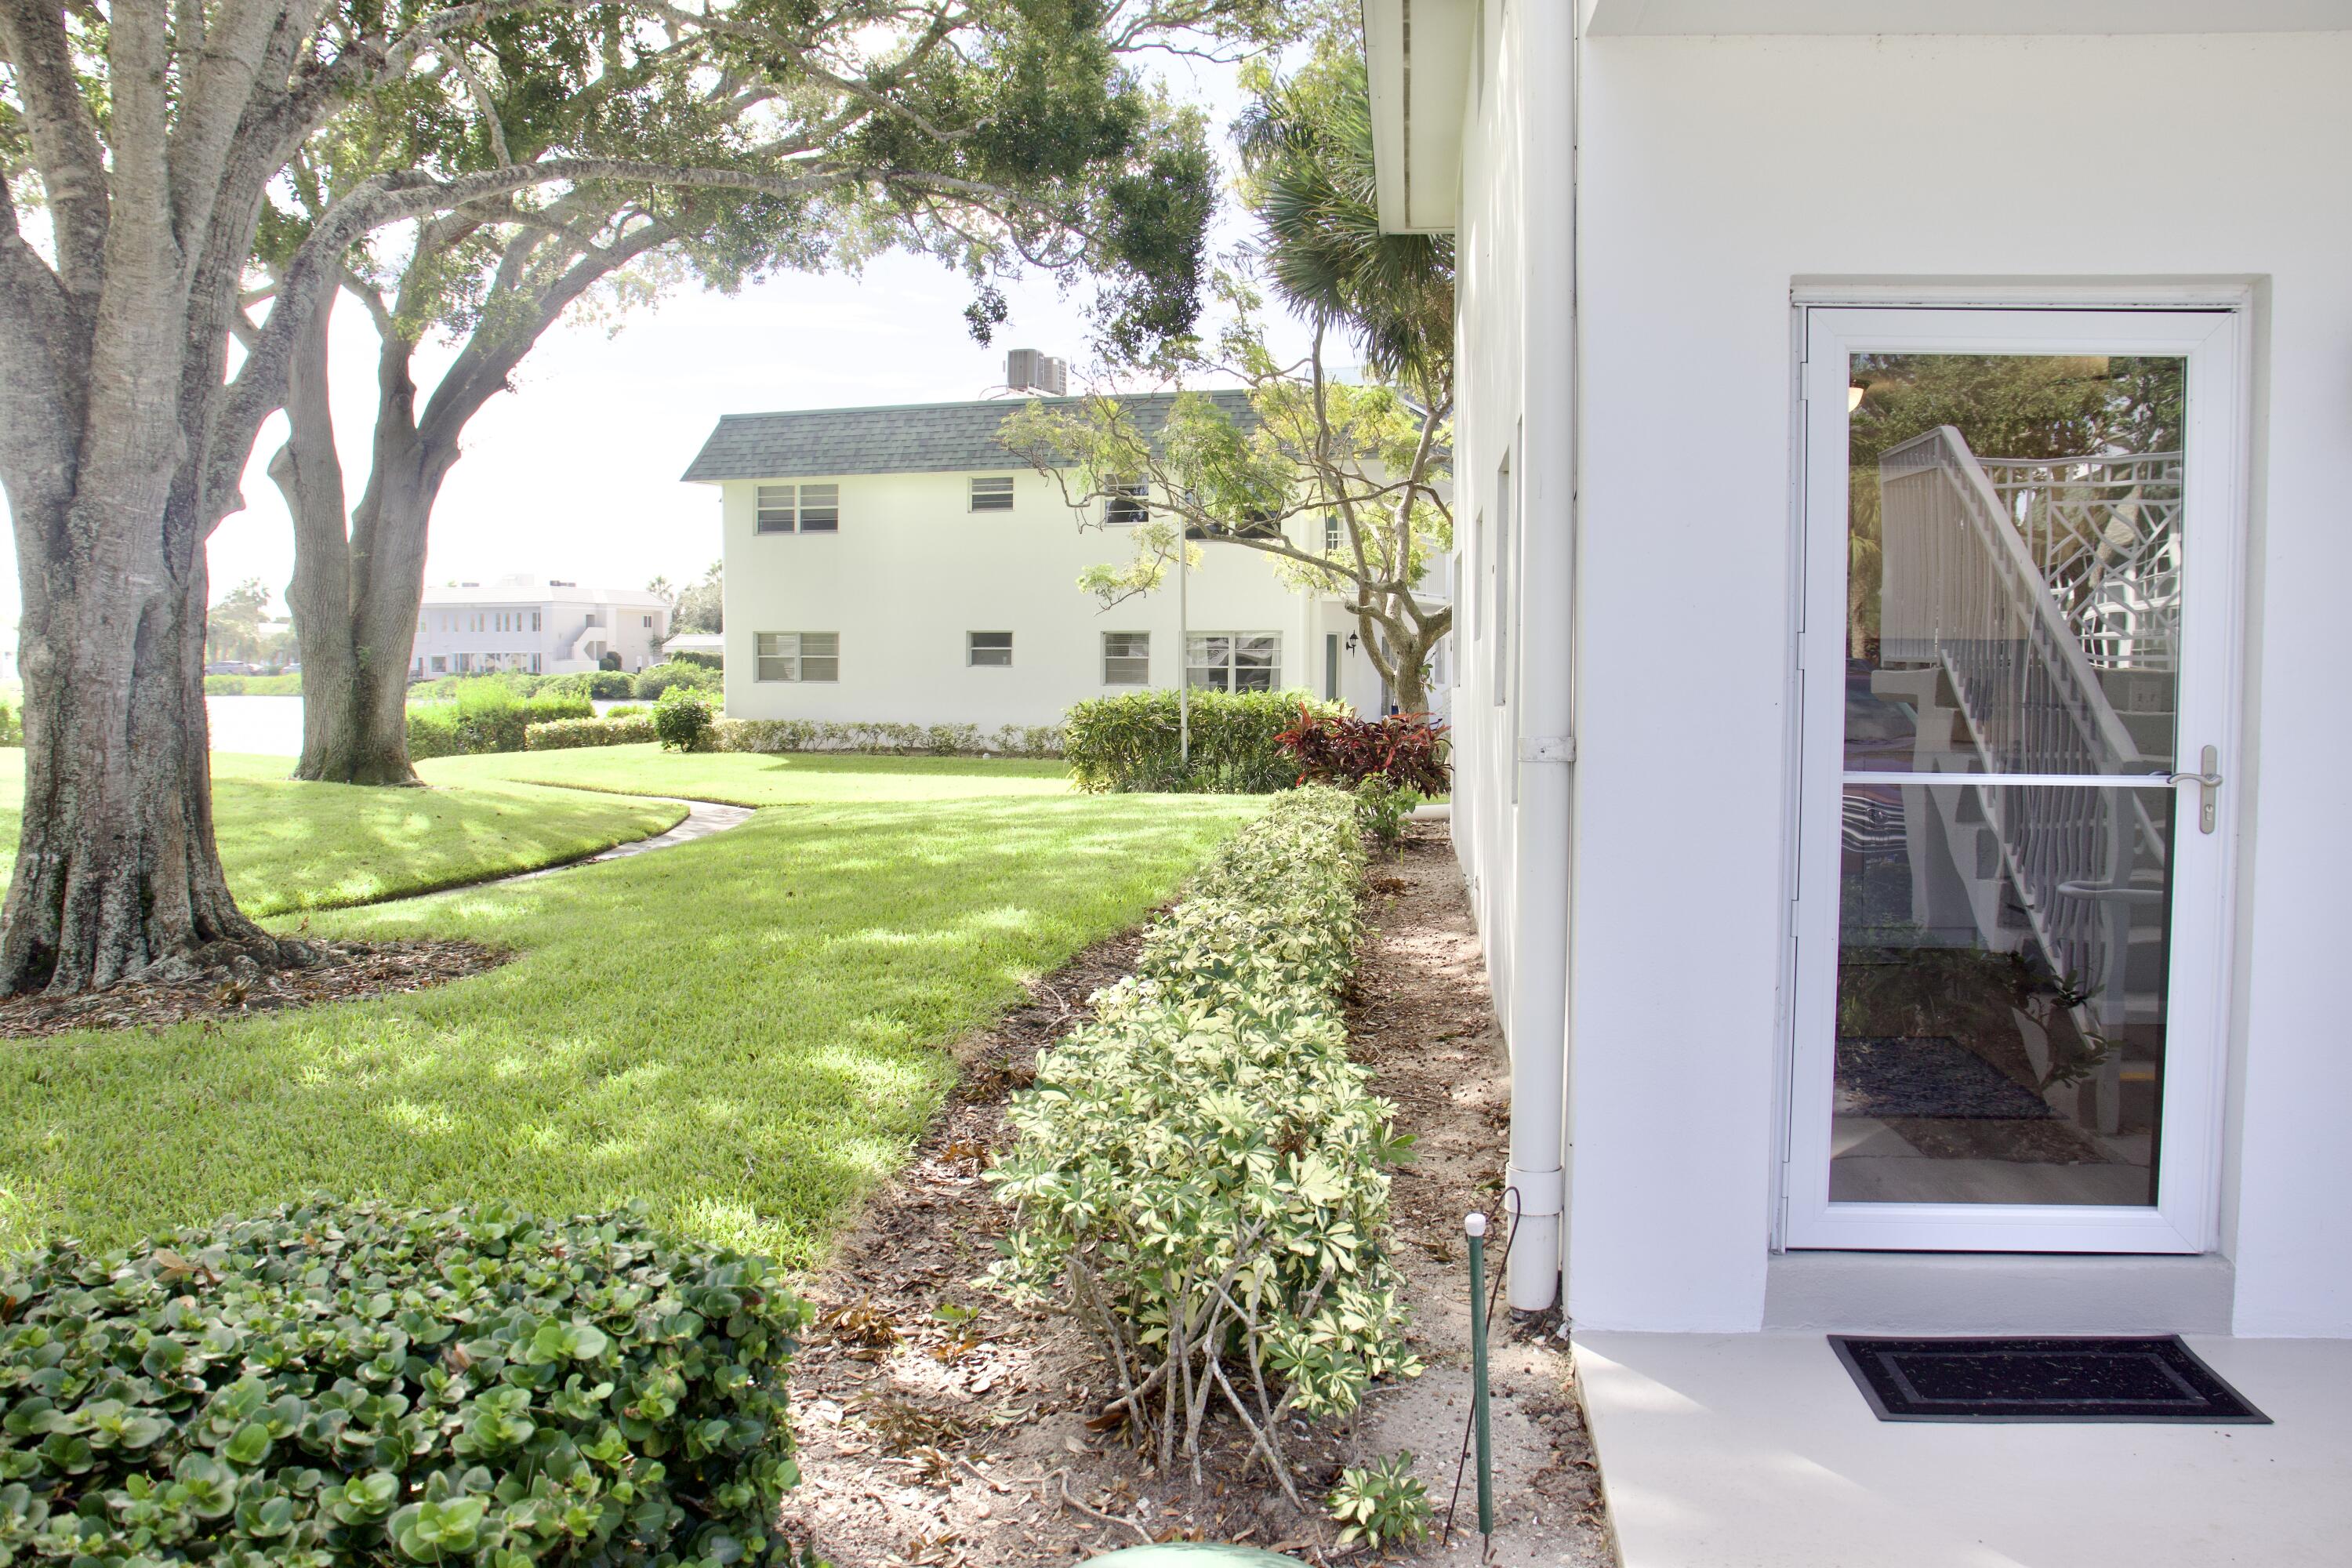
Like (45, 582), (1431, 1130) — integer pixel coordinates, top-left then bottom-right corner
(1784, 303), (2249, 1254)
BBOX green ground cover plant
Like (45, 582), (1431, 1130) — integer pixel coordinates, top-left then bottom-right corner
(0, 753), (679, 916)
(987, 786), (1416, 1500)
(426, 746), (1073, 806)
(0, 771), (1255, 1265)
(1062, 689), (1344, 793)
(630, 662), (720, 702)
(0, 1200), (813, 1566)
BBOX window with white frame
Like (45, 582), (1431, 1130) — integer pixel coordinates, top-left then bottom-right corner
(1494, 453), (1513, 707)
(757, 483), (840, 533)
(1102, 631), (1149, 684)
(1324, 514), (1342, 554)
(531, 610), (541, 631)
(430, 655), (446, 673)
(1186, 633), (1279, 692)
(967, 631), (1013, 668)
(970, 476), (1014, 512)
(755, 631), (839, 682)
(1104, 480), (1148, 524)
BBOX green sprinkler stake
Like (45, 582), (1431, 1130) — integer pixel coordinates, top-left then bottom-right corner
(1465, 1210), (1494, 1537)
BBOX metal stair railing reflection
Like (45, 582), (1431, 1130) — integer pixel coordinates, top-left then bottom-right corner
(1876, 428), (2181, 1131)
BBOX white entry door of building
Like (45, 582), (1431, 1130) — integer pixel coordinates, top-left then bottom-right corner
(1785, 305), (2245, 1252)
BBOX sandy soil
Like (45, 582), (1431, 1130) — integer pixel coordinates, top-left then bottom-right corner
(779, 825), (1614, 1566)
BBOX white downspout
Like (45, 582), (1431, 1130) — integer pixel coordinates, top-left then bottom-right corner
(1504, 0), (1577, 1314)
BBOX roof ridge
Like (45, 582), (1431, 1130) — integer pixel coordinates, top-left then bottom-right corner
(710, 387), (1250, 423)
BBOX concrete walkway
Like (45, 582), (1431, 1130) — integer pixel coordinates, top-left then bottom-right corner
(506, 799), (753, 882)
(1574, 1330), (2352, 1567)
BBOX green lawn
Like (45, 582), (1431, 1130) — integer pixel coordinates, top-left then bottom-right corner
(423, 745), (1073, 805)
(0, 758), (1255, 1261)
(0, 752), (684, 917)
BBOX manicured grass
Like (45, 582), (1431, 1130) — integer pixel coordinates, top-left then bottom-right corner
(0, 779), (1258, 1261)
(424, 744), (1073, 805)
(0, 751), (683, 916)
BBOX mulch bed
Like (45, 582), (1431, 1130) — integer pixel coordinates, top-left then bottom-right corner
(777, 825), (1613, 1568)
(0, 940), (510, 1039)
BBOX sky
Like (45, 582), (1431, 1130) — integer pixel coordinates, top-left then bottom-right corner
(0, 49), (1312, 628)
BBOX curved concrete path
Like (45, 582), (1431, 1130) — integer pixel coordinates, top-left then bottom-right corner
(376, 797), (755, 905)
(506, 799), (754, 883)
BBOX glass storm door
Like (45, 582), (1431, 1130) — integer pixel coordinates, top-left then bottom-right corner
(1787, 307), (2242, 1252)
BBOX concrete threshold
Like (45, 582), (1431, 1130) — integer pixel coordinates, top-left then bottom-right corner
(1573, 1330), (2352, 1567)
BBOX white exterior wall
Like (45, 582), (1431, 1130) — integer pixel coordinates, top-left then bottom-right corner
(711, 470), (1392, 728)
(1448, 20), (2352, 1332)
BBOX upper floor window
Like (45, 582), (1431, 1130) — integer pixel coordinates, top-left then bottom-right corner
(967, 631), (1013, 668)
(1324, 514), (1343, 554)
(755, 630), (839, 682)
(1104, 481), (1148, 525)
(531, 610), (541, 632)
(971, 476), (1014, 512)
(1187, 633), (1280, 693)
(757, 482), (840, 534)
(1102, 631), (1149, 685)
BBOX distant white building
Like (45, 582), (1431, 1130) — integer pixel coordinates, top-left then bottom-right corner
(681, 387), (1447, 730)
(408, 575), (671, 678)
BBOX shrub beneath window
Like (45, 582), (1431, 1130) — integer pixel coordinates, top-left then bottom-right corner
(715, 720), (1062, 759)
(653, 688), (716, 753)
(988, 787), (1417, 1501)
(1275, 703), (1450, 794)
(0, 1199), (813, 1567)
(1062, 689), (1344, 793)
(524, 714), (660, 750)
(632, 662), (720, 702)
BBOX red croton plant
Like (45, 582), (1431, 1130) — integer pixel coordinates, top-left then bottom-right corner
(1275, 703), (1452, 794)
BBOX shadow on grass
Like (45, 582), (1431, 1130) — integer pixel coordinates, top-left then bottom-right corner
(0, 794), (1255, 1265)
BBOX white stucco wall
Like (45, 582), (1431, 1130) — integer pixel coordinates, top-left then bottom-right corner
(710, 470), (1392, 729)
(1450, 23), (2352, 1332)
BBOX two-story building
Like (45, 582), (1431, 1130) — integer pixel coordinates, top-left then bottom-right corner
(408, 575), (671, 678)
(681, 389), (1442, 730)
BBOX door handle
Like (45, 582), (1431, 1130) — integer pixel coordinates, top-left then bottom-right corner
(2161, 744), (2222, 835)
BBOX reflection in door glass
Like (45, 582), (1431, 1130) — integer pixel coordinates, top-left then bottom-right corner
(1835, 782), (2170, 1207)
(1833, 353), (2187, 1210)
(1845, 354), (2184, 775)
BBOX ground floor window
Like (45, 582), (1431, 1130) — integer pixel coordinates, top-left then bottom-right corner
(1324, 633), (1340, 700)
(456, 652), (472, 673)
(1187, 633), (1279, 692)
(530, 653), (542, 674)
(1102, 630), (1149, 684)
(756, 630), (839, 682)
(967, 631), (1013, 667)
(430, 655), (446, 673)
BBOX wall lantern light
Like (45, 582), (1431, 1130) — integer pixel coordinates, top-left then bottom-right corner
(1848, 381), (1867, 413)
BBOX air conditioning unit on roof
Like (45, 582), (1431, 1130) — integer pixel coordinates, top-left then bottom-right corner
(1005, 348), (1067, 396)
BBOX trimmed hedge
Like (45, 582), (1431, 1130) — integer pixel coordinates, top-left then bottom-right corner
(714, 720), (1062, 760)
(205, 673), (303, 696)
(408, 691), (593, 760)
(630, 665), (719, 702)
(988, 788), (1417, 1492)
(405, 673), (633, 704)
(524, 715), (659, 750)
(0, 1199), (812, 1567)
(1062, 689), (1343, 793)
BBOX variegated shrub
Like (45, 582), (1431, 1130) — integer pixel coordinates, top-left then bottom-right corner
(986, 787), (1418, 1501)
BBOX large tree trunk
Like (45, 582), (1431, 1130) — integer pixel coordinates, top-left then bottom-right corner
(278, 322), (448, 785)
(0, 459), (296, 994)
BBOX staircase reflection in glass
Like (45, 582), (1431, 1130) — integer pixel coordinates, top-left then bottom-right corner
(1833, 354), (2187, 1209)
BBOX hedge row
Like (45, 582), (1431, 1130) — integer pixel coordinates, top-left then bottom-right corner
(408, 672), (637, 703)
(408, 692), (593, 760)
(1062, 689), (1343, 793)
(987, 787), (1416, 1488)
(714, 719), (1062, 760)
(524, 715), (659, 750)
(0, 1200), (812, 1567)
(203, 673), (303, 696)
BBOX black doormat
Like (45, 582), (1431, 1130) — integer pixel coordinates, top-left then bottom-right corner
(1829, 1335), (2271, 1424)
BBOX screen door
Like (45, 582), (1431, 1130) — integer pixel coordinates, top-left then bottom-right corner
(1786, 307), (2241, 1252)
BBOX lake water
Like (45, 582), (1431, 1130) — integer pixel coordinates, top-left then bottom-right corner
(205, 693), (641, 759)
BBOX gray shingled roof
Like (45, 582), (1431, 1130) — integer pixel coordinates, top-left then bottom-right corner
(680, 390), (1258, 482)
